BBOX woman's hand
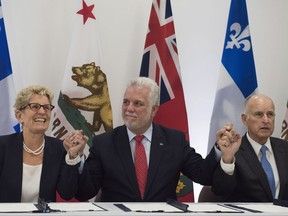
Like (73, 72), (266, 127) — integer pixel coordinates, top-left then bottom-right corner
(63, 130), (88, 159)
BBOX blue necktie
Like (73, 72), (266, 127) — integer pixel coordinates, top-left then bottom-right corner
(260, 145), (276, 198)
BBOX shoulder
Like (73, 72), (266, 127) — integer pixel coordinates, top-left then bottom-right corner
(0, 133), (22, 147)
(44, 135), (64, 150)
(152, 124), (186, 144)
(270, 136), (288, 147)
(0, 132), (20, 140)
(45, 135), (63, 143)
(153, 124), (185, 136)
(92, 125), (127, 144)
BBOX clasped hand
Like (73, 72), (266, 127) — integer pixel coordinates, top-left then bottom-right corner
(216, 123), (241, 163)
(63, 130), (88, 159)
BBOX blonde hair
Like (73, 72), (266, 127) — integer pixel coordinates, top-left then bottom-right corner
(14, 85), (54, 111)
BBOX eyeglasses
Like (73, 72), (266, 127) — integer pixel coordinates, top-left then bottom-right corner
(20, 103), (55, 112)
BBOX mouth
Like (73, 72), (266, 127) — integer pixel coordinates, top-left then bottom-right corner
(71, 74), (79, 81)
(259, 127), (271, 133)
(34, 118), (46, 123)
(125, 113), (137, 119)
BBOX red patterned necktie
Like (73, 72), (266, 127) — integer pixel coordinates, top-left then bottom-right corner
(134, 135), (147, 198)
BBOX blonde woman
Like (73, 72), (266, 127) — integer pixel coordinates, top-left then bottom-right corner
(0, 85), (86, 202)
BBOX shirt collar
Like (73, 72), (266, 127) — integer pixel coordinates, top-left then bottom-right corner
(127, 124), (153, 142)
(246, 132), (272, 155)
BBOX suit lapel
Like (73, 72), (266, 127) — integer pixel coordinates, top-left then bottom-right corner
(240, 136), (273, 199)
(10, 133), (24, 201)
(114, 126), (140, 196)
(145, 125), (166, 196)
(272, 139), (286, 198)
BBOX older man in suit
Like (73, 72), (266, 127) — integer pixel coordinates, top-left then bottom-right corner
(212, 94), (288, 202)
(65, 77), (222, 202)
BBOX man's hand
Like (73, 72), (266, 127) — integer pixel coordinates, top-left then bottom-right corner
(63, 130), (88, 159)
(216, 123), (241, 163)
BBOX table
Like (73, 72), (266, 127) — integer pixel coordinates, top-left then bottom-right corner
(0, 202), (287, 216)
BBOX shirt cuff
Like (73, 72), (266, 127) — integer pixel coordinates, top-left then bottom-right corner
(220, 157), (235, 175)
(65, 153), (81, 165)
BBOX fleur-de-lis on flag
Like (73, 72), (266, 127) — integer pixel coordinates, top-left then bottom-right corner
(226, 23), (251, 52)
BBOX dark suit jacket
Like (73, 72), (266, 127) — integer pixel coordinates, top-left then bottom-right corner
(76, 124), (218, 202)
(0, 132), (79, 202)
(212, 134), (288, 202)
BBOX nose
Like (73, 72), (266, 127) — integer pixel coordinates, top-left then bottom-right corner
(125, 102), (135, 111)
(38, 106), (46, 113)
(127, 103), (133, 110)
(262, 114), (269, 122)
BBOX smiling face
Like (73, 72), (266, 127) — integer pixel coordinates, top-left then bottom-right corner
(16, 94), (52, 135)
(122, 85), (158, 135)
(242, 94), (275, 144)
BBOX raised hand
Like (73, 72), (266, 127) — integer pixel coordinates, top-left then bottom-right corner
(216, 123), (241, 163)
(63, 130), (88, 159)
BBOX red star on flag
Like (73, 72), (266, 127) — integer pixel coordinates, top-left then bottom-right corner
(77, 0), (96, 25)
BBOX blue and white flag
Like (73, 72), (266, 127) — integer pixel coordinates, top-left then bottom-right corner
(0, 1), (20, 135)
(207, 0), (258, 152)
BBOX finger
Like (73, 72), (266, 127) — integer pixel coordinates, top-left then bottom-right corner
(225, 122), (233, 130)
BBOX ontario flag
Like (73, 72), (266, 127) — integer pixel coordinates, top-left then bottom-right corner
(280, 100), (288, 141)
(0, 0), (20, 135)
(139, 0), (193, 202)
(207, 0), (258, 152)
(51, 0), (113, 201)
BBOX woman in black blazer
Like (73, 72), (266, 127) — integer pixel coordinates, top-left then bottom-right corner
(0, 85), (85, 202)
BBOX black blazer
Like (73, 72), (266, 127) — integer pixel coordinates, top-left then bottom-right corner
(212, 134), (288, 202)
(0, 132), (79, 202)
(76, 124), (218, 202)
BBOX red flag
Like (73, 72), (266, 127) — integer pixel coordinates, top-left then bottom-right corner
(139, 0), (193, 202)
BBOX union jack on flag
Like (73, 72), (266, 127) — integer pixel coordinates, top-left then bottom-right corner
(140, 0), (177, 105)
(140, 0), (193, 202)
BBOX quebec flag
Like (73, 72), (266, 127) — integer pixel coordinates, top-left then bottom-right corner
(207, 0), (258, 152)
(0, 1), (20, 135)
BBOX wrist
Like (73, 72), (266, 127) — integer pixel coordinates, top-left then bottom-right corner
(221, 155), (234, 164)
(65, 153), (81, 165)
(68, 151), (78, 159)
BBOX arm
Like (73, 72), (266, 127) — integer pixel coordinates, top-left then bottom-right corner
(216, 123), (241, 164)
(211, 123), (241, 196)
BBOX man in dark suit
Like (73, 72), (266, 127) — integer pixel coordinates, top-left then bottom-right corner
(66, 77), (221, 202)
(212, 94), (288, 202)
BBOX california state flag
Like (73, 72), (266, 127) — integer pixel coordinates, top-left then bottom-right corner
(281, 100), (288, 141)
(51, 0), (113, 201)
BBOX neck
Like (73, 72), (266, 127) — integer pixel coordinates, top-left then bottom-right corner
(23, 132), (45, 148)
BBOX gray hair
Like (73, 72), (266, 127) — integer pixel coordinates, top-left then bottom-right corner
(129, 77), (160, 107)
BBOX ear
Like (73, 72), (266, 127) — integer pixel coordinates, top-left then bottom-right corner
(15, 110), (23, 123)
(241, 113), (247, 126)
(151, 105), (159, 118)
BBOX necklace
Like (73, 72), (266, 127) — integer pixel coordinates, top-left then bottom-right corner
(23, 141), (45, 156)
